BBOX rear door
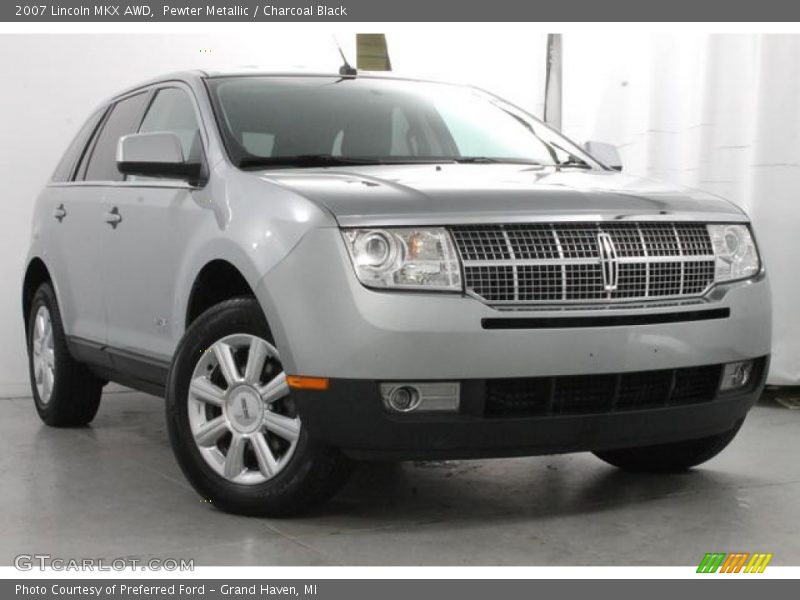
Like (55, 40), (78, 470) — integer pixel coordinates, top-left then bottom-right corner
(45, 92), (149, 350)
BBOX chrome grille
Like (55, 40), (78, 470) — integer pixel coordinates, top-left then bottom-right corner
(451, 223), (716, 305)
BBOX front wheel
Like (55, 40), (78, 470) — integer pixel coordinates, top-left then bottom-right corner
(593, 419), (745, 472)
(165, 297), (352, 516)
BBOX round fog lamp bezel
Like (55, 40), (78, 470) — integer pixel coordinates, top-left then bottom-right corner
(386, 385), (421, 412)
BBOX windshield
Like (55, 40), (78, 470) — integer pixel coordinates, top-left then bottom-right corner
(206, 76), (603, 170)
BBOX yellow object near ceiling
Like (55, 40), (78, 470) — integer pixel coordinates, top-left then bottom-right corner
(357, 34), (392, 71)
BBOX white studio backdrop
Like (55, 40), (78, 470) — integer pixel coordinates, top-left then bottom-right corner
(0, 30), (547, 396)
(562, 33), (800, 385)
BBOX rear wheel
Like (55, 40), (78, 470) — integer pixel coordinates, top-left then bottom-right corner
(166, 297), (352, 516)
(593, 419), (745, 472)
(26, 283), (103, 426)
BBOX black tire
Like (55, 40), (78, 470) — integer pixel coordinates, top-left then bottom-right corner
(26, 283), (103, 427)
(593, 419), (745, 472)
(165, 297), (353, 517)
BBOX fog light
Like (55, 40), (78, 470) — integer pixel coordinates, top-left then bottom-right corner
(720, 361), (754, 391)
(380, 382), (460, 413)
(387, 386), (421, 412)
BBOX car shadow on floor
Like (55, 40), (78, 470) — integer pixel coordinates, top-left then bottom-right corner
(17, 392), (790, 532)
(288, 455), (756, 530)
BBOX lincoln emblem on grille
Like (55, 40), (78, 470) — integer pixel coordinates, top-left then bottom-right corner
(596, 232), (619, 292)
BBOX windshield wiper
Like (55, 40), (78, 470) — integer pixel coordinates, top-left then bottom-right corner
(238, 154), (387, 169)
(239, 154), (550, 169)
(453, 157), (543, 165)
(548, 143), (593, 169)
(555, 156), (593, 169)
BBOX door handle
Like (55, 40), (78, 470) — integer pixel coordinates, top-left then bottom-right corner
(53, 204), (67, 223)
(104, 206), (123, 229)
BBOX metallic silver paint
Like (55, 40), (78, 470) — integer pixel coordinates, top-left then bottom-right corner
(24, 71), (769, 392)
(258, 165), (748, 228)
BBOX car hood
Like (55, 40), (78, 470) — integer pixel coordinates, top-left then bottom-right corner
(253, 164), (746, 227)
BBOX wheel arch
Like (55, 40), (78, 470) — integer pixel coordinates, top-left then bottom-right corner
(174, 223), (305, 374)
(185, 259), (257, 328)
(181, 256), (297, 373)
(22, 257), (54, 336)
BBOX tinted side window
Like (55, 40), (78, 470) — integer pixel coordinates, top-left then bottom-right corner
(51, 109), (105, 182)
(83, 92), (148, 182)
(139, 87), (201, 161)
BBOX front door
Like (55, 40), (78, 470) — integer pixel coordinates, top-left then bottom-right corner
(102, 85), (208, 366)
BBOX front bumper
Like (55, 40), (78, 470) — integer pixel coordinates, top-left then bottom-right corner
(292, 360), (767, 460)
(256, 227), (771, 458)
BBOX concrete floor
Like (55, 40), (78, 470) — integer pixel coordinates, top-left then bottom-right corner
(1, 389), (798, 566)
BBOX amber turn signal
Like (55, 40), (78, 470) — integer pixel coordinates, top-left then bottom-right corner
(286, 375), (330, 391)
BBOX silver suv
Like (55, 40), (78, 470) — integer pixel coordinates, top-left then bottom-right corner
(23, 71), (771, 516)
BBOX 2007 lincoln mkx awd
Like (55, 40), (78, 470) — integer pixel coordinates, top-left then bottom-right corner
(22, 70), (770, 515)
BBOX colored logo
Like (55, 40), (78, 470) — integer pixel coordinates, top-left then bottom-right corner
(697, 552), (773, 573)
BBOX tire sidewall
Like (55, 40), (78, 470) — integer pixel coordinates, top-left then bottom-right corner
(27, 284), (66, 418)
(165, 298), (324, 514)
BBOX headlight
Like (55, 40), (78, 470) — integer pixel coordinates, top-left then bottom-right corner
(342, 228), (462, 291)
(707, 224), (760, 282)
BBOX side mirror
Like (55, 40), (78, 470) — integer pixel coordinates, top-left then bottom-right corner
(583, 141), (623, 172)
(117, 132), (204, 182)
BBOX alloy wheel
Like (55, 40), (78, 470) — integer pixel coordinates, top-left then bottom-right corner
(187, 334), (300, 485)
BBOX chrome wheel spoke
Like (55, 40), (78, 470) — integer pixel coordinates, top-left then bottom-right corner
(263, 410), (300, 443)
(35, 313), (46, 338)
(194, 416), (229, 447)
(213, 342), (241, 387)
(42, 367), (52, 398)
(32, 306), (55, 404)
(244, 338), (269, 385)
(43, 318), (53, 345)
(251, 433), (279, 478)
(190, 377), (225, 407)
(258, 372), (289, 405)
(43, 348), (55, 368)
(224, 434), (247, 479)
